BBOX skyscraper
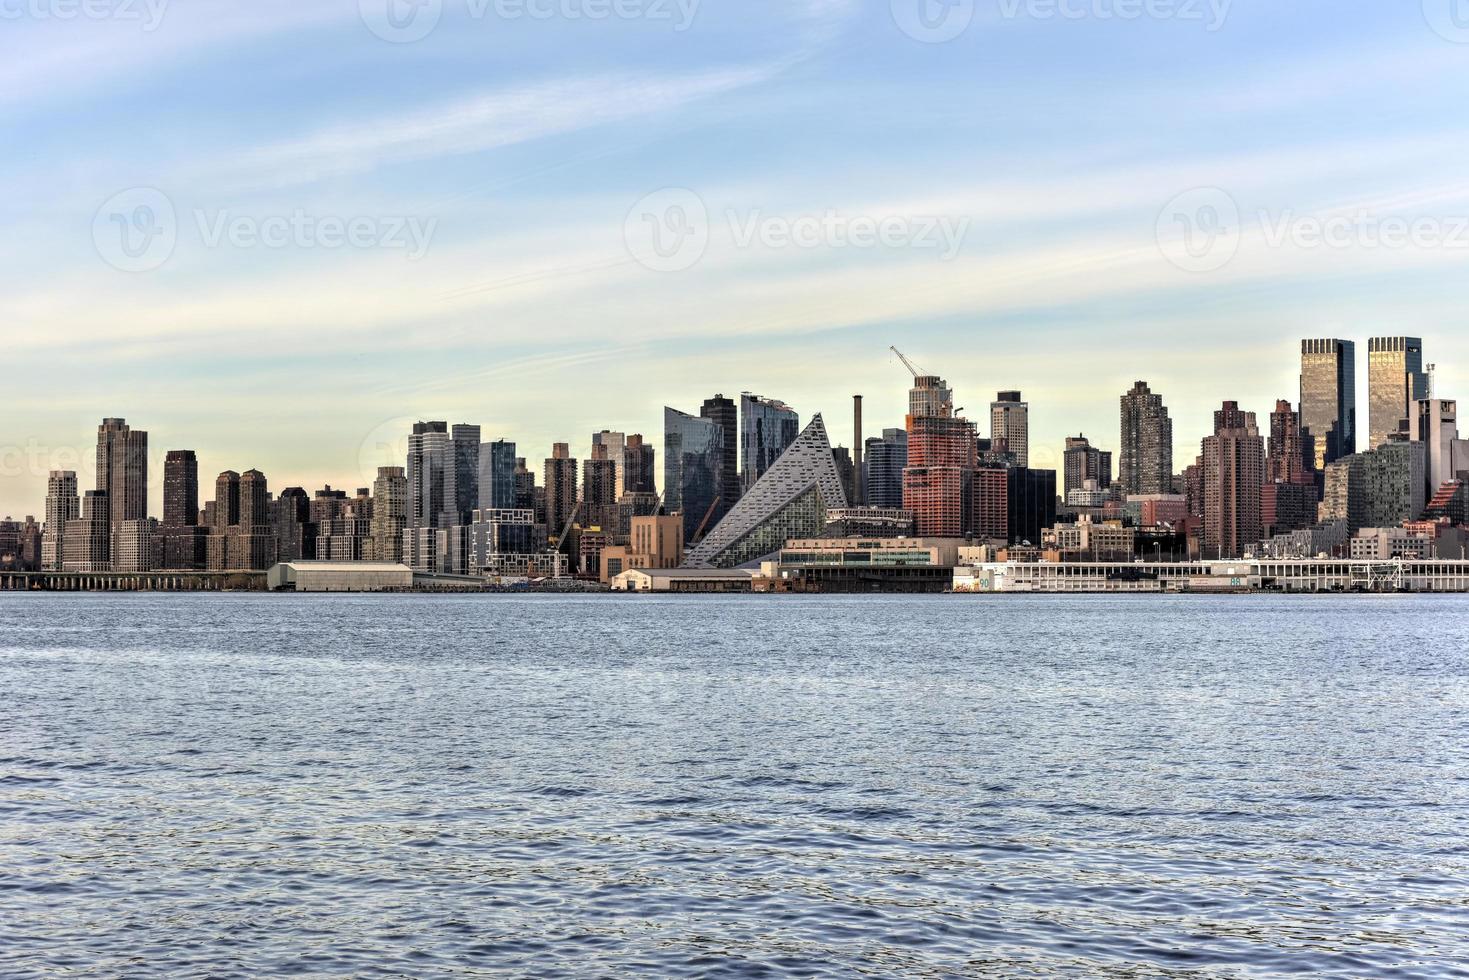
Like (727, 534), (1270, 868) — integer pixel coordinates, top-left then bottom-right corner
(1063, 434), (1112, 498)
(544, 442), (579, 539)
(582, 443), (619, 531)
(1201, 402), (1265, 559)
(1367, 337), (1427, 449)
(1119, 382), (1174, 496)
(622, 434), (656, 496)
(864, 428), (908, 511)
(902, 371), (978, 537)
(41, 471), (79, 571)
(1411, 398), (1460, 503)
(162, 450), (198, 527)
(701, 394), (740, 522)
(1300, 338), (1357, 471)
(211, 471), (241, 529)
(371, 466), (409, 563)
(664, 407), (723, 544)
(479, 440), (518, 511)
(96, 418), (147, 568)
(404, 421), (455, 570)
(592, 431), (627, 498)
(1267, 400), (1315, 486)
(451, 424), (481, 527)
(990, 391), (1029, 467)
(740, 393), (800, 492)
(63, 490), (110, 572)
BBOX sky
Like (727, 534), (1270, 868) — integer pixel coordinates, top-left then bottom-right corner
(3, 0), (1469, 516)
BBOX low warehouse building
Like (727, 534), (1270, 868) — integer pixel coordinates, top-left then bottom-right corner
(267, 561), (414, 593)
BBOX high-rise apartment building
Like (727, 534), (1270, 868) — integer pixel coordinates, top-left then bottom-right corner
(908, 375), (952, 420)
(544, 443), (579, 539)
(990, 391), (1029, 467)
(368, 467), (408, 563)
(41, 471), (79, 571)
(622, 434), (656, 496)
(403, 421), (476, 570)
(740, 394), (800, 492)
(1367, 337), (1427, 449)
(1063, 434), (1112, 498)
(1201, 402), (1265, 559)
(904, 414), (977, 537)
(63, 490), (110, 572)
(582, 443), (619, 532)
(664, 407), (724, 544)
(1300, 339), (1356, 471)
(1412, 399), (1461, 503)
(1119, 382), (1173, 496)
(211, 471), (241, 529)
(1267, 400), (1316, 486)
(162, 451), (198, 527)
(700, 394), (740, 523)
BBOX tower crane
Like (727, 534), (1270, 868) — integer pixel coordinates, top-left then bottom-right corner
(890, 346), (927, 379)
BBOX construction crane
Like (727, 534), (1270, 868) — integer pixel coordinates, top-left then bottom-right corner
(691, 496), (722, 544)
(890, 346), (927, 379)
(553, 500), (583, 554)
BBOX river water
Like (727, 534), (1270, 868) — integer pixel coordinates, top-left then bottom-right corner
(1, 593), (1465, 977)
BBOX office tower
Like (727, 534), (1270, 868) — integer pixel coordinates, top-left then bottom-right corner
(479, 440), (517, 511)
(271, 487), (314, 563)
(990, 391), (1029, 466)
(1261, 481), (1315, 537)
(864, 429), (909, 511)
(1300, 339), (1357, 471)
(41, 471), (80, 571)
(451, 425), (481, 526)
(740, 393), (800, 493)
(623, 434), (657, 496)
(592, 431), (627, 498)
(664, 407), (724, 544)
(161, 451), (198, 527)
(701, 394), (740, 521)
(1007, 468), (1057, 547)
(1201, 402), (1265, 559)
(1119, 382), (1174, 495)
(371, 466), (409, 563)
(685, 416), (849, 568)
(853, 395), (865, 506)
(1063, 434), (1112, 498)
(1360, 441), (1427, 529)
(1412, 399), (1460, 503)
(96, 418), (148, 568)
(582, 444), (619, 532)
(544, 443), (579, 540)
(63, 490), (110, 572)
(904, 413), (978, 537)
(1367, 337), (1427, 448)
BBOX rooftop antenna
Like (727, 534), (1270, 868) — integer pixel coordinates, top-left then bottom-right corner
(1427, 363), (1437, 400)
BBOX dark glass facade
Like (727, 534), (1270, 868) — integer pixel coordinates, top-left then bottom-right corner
(664, 407), (723, 543)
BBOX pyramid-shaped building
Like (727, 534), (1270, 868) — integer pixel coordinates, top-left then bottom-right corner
(684, 414), (849, 568)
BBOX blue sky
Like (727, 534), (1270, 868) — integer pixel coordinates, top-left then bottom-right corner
(3, 0), (1469, 515)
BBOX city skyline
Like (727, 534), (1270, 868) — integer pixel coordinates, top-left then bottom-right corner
(2, 337), (1461, 519)
(6, 3), (1469, 517)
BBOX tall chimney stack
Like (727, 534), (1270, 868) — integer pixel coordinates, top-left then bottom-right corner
(853, 394), (864, 506)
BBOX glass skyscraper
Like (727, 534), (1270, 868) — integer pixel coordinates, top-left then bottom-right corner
(1300, 339), (1357, 472)
(1367, 336), (1427, 449)
(740, 394), (800, 493)
(664, 407), (724, 544)
(479, 440), (518, 511)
